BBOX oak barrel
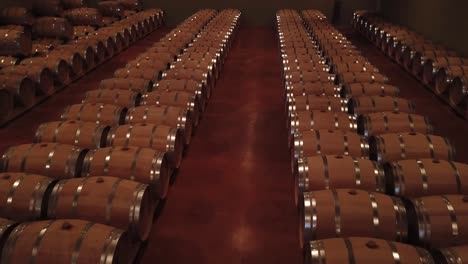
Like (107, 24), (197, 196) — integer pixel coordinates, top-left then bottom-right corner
(0, 88), (13, 123)
(0, 143), (87, 179)
(286, 82), (339, 98)
(385, 159), (468, 197)
(106, 124), (184, 168)
(370, 133), (455, 163)
(62, 8), (103, 27)
(100, 78), (152, 93)
(21, 57), (71, 85)
(289, 95), (348, 116)
(290, 110), (357, 135)
(0, 219), (129, 264)
(82, 89), (141, 108)
(434, 245), (468, 264)
(358, 112), (433, 137)
(348, 96), (415, 115)
(114, 67), (162, 83)
(81, 146), (170, 199)
(338, 72), (388, 84)
(33, 17), (73, 40)
(341, 83), (400, 98)
(0, 65), (54, 96)
(35, 120), (110, 149)
(0, 173), (55, 221)
(0, 74), (35, 107)
(0, 28), (31, 57)
(0, 7), (34, 26)
(435, 65), (468, 95)
(47, 176), (154, 241)
(61, 103), (127, 126)
(300, 189), (408, 246)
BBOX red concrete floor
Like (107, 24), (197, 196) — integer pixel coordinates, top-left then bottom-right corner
(139, 27), (301, 264)
(342, 28), (468, 163)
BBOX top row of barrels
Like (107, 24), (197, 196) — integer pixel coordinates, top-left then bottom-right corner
(353, 10), (468, 120)
(277, 9), (467, 264)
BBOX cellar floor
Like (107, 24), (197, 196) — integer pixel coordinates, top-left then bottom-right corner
(0, 26), (467, 264)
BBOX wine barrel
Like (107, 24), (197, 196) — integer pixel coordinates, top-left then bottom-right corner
(126, 106), (193, 144)
(32, 0), (63, 16)
(169, 61), (214, 88)
(300, 189), (408, 246)
(119, 0), (143, 11)
(289, 95), (348, 116)
(35, 120), (110, 149)
(0, 217), (17, 258)
(0, 7), (34, 26)
(47, 49), (84, 77)
(33, 17), (73, 40)
(283, 61), (330, 76)
(47, 176), (154, 241)
(293, 130), (369, 161)
(82, 89), (141, 108)
(370, 133), (455, 163)
(341, 83), (400, 98)
(423, 57), (468, 86)
(0, 87), (13, 124)
(358, 112), (433, 137)
(155, 79), (206, 107)
(0, 65), (54, 96)
(338, 72), (388, 84)
(98, 1), (125, 18)
(0, 28), (31, 57)
(125, 59), (169, 72)
(141, 91), (201, 126)
(285, 71), (335, 85)
(0, 56), (19, 69)
(385, 159), (468, 197)
(412, 48), (457, 77)
(410, 195), (468, 248)
(61, 103), (127, 126)
(449, 76), (467, 109)
(435, 65), (468, 95)
(333, 62), (380, 74)
(304, 237), (434, 264)
(0, 143), (87, 179)
(114, 67), (163, 83)
(100, 78), (152, 93)
(21, 57), (71, 85)
(0, 219), (129, 264)
(0, 173), (55, 221)
(161, 69), (210, 92)
(0, 74), (35, 108)
(434, 245), (468, 264)
(54, 43), (95, 71)
(286, 82), (339, 98)
(135, 52), (175, 65)
(106, 124), (184, 168)
(348, 96), (415, 115)
(62, 0), (84, 9)
(81, 147), (170, 199)
(290, 110), (357, 135)
(296, 155), (385, 205)
(62, 8), (103, 27)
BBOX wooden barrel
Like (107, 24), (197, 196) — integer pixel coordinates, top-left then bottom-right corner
(0, 173), (55, 221)
(155, 79), (206, 107)
(412, 49), (457, 77)
(423, 57), (468, 86)
(169, 61), (214, 89)
(114, 67), (162, 83)
(333, 62), (380, 74)
(293, 130), (369, 161)
(328, 55), (368, 65)
(0, 56), (19, 69)
(435, 65), (468, 95)
(370, 133), (455, 163)
(285, 71), (335, 85)
(81, 147), (170, 199)
(291, 110), (357, 135)
(449, 76), (467, 109)
(62, 0), (84, 9)
(358, 112), (433, 137)
(303, 237), (434, 264)
(82, 89), (141, 108)
(0, 87), (13, 124)
(161, 69), (210, 92)
(1, 219), (129, 264)
(0, 29), (31, 57)
(47, 49), (85, 77)
(1, 65), (54, 96)
(54, 43), (96, 71)
(296, 155), (385, 205)
(385, 159), (468, 197)
(410, 195), (468, 248)
(0, 217), (17, 259)
(106, 124), (184, 168)
(34, 120), (110, 149)
(0, 7), (34, 26)
(338, 72), (388, 84)
(0, 143), (87, 179)
(136, 52), (175, 65)
(33, 17), (73, 40)
(76, 37), (106, 63)
(341, 83), (400, 99)
(348, 96), (415, 115)
(47, 176), (153, 241)
(62, 8), (103, 27)
(119, 0), (142, 11)
(286, 82), (339, 98)
(98, 1), (124, 18)
(0, 74), (35, 107)
(125, 59), (169, 72)
(434, 245), (468, 264)
(289, 95), (348, 116)
(126, 106), (193, 145)
(100, 78), (152, 93)
(21, 57), (71, 85)
(61, 103), (127, 126)
(299, 189), (408, 246)
(141, 91), (201, 126)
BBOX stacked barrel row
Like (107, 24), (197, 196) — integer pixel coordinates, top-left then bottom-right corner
(0, 9), (240, 263)
(353, 10), (468, 120)
(0, 6), (164, 126)
(277, 9), (468, 264)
